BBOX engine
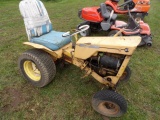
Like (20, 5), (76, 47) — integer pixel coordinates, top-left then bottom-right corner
(88, 53), (124, 77)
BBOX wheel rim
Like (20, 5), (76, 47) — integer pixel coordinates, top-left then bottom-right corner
(80, 30), (87, 36)
(98, 101), (120, 115)
(120, 71), (127, 80)
(23, 60), (41, 81)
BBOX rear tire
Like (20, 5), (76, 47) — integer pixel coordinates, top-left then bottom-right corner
(92, 90), (127, 117)
(108, 30), (122, 36)
(119, 66), (131, 82)
(18, 49), (56, 87)
(132, 13), (144, 20)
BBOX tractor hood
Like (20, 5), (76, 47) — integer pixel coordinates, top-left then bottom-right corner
(75, 36), (141, 59)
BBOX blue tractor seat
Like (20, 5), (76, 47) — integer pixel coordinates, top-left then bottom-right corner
(30, 31), (71, 50)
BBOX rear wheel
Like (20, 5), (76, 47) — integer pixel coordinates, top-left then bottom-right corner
(108, 30), (122, 36)
(119, 66), (131, 82)
(92, 90), (127, 117)
(131, 13), (145, 20)
(18, 49), (56, 87)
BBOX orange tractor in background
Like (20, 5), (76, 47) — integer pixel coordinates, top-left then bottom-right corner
(105, 0), (150, 19)
(78, 2), (152, 46)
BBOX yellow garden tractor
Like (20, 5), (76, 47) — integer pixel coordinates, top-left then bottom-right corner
(18, 0), (141, 118)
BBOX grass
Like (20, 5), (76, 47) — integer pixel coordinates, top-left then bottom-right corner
(0, 0), (160, 119)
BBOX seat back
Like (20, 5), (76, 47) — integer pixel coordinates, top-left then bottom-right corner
(100, 3), (110, 19)
(19, 0), (52, 40)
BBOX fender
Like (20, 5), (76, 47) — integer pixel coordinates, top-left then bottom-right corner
(105, 1), (128, 14)
(105, 1), (118, 11)
(23, 42), (62, 60)
(139, 21), (151, 35)
(110, 25), (140, 36)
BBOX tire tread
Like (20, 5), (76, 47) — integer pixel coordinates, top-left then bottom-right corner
(92, 90), (127, 117)
(18, 49), (56, 87)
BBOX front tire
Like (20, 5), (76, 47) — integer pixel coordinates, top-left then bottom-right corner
(92, 90), (127, 117)
(18, 49), (56, 87)
(78, 21), (91, 36)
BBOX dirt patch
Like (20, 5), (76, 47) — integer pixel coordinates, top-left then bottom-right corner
(0, 84), (58, 119)
(0, 85), (39, 113)
(0, 87), (25, 112)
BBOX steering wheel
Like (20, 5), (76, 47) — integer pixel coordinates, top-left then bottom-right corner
(118, 0), (135, 10)
(62, 25), (90, 37)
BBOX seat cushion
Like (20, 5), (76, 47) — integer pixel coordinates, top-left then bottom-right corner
(100, 3), (110, 19)
(30, 30), (71, 50)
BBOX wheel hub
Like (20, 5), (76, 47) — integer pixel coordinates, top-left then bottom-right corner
(98, 101), (120, 115)
(23, 60), (41, 81)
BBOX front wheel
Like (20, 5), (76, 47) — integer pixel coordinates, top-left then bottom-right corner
(18, 49), (56, 87)
(92, 90), (127, 117)
(78, 21), (91, 36)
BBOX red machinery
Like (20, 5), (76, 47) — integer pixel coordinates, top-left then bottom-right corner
(105, 0), (150, 19)
(78, 2), (152, 46)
